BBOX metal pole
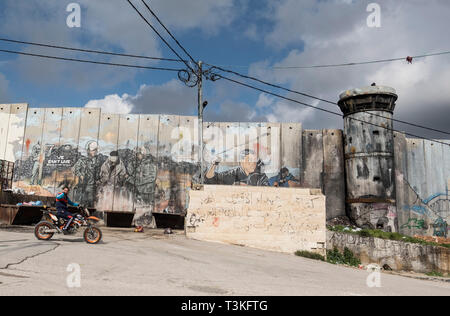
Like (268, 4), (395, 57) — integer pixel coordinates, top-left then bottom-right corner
(198, 61), (204, 184)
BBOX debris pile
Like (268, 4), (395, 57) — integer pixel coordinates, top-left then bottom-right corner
(413, 235), (450, 245)
(16, 201), (44, 206)
(327, 216), (352, 227)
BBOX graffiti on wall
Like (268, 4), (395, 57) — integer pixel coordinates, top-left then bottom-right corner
(394, 138), (450, 238)
(402, 181), (449, 238)
(0, 107), (304, 225)
(400, 218), (427, 230)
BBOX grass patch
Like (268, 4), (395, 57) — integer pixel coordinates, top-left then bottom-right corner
(295, 250), (325, 261)
(425, 271), (448, 278)
(296, 247), (362, 268)
(328, 225), (450, 249)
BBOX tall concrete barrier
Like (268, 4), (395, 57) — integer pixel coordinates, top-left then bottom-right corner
(394, 133), (450, 238)
(186, 185), (327, 254)
(0, 104), (349, 227)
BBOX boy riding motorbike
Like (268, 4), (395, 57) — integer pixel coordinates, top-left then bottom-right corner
(56, 186), (79, 232)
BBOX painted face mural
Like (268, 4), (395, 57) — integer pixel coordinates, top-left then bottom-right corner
(205, 149), (270, 186)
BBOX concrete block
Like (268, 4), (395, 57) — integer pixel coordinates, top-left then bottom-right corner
(186, 185), (326, 254)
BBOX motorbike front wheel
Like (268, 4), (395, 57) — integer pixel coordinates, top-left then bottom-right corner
(34, 221), (55, 241)
(84, 226), (102, 244)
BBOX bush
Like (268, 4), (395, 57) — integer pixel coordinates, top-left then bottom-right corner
(295, 250), (325, 261)
(343, 247), (361, 267)
(326, 247), (361, 267)
(425, 271), (446, 278)
(359, 230), (371, 238)
(326, 247), (345, 265)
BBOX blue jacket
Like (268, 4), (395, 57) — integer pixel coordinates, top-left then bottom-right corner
(56, 192), (78, 210)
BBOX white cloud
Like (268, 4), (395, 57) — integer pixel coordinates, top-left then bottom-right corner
(256, 93), (274, 108)
(84, 79), (197, 116)
(85, 94), (133, 114)
(83, 78), (269, 123)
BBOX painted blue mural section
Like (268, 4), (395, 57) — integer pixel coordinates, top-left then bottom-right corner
(399, 138), (449, 237)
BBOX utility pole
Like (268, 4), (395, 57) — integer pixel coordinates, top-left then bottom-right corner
(197, 61), (204, 184)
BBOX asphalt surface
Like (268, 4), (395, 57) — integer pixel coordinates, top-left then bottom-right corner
(0, 226), (449, 296)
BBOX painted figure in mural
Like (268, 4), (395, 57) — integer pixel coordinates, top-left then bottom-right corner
(128, 146), (157, 205)
(99, 151), (128, 187)
(72, 141), (102, 207)
(30, 142), (41, 185)
(205, 149), (269, 186)
(269, 167), (299, 187)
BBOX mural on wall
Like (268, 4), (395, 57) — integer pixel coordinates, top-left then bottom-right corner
(402, 182), (449, 237)
(1, 106), (304, 227)
(71, 108), (102, 208)
(131, 115), (159, 225)
(54, 108), (82, 195)
(202, 122), (301, 188)
(397, 138), (450, 237)
(14, 108), (46, 194)
(1, 104), (28, 165)
(4, 105), (447, 236)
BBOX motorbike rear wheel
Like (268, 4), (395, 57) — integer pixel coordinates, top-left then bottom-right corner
(34, 221), (55, 241)
(84, 226), (102, 244)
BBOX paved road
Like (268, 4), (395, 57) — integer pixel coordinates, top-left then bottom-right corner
(0, 226), (449, 296)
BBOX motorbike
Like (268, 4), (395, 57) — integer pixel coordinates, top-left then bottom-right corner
(34, 205), (102, 244)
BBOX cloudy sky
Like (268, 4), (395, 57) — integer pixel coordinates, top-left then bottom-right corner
(0, 0), (449, 139)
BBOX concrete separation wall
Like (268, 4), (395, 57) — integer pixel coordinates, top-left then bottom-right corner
(0, 104), (346, 226)
(327, 231), (449, 274)
(186, 185), (327, 254)
(394, 133), (449, 238)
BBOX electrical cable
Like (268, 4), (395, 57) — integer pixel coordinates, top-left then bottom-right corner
(0, 48), (183, 72)
(140, 0), (197, 65)
(0, 37), (186, 63)
(215, 73), (450, 147)
(208, 65), (450, 136)
(126, 0), (196, 73)
(205, 50), (450, 70)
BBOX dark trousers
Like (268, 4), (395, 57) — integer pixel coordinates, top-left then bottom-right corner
(57, 207), (73, 230)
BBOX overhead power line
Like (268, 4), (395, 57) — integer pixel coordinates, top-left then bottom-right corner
(0, 37), (186, 63)
(0, 48), (183, 72)
(140, 0), (197, 65)
(205, 50), (450, 70)
(272, 51), (450, 69)
(215, 73), (450, 148)
(209, 65), (450, 136)
(126, 0), (196, 73)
